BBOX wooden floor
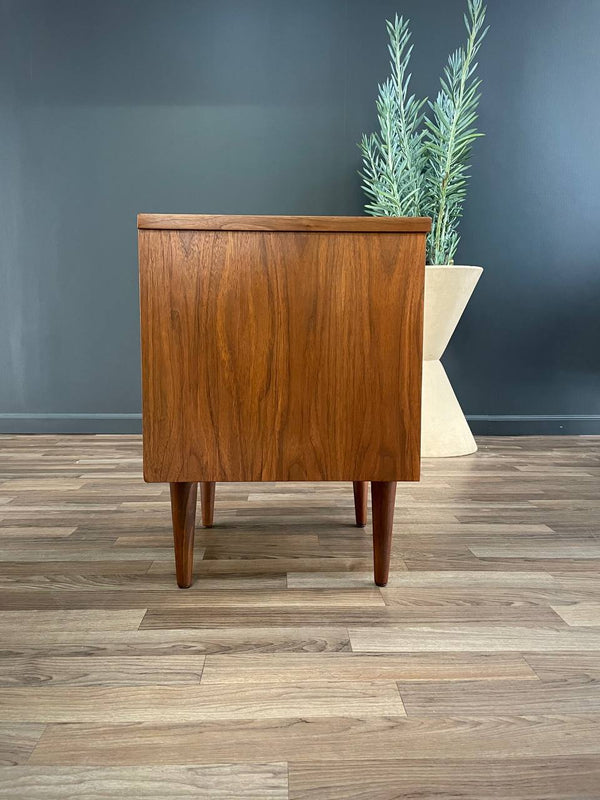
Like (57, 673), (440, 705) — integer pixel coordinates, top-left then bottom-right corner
(0, 435), (599, 798)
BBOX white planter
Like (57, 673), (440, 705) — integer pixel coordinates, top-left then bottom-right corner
(421, 265), (483, 457)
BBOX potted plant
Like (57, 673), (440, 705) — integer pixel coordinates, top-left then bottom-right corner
(360, 0), (488, 456)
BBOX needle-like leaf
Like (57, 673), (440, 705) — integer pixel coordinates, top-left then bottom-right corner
(359, 0), (488, 264)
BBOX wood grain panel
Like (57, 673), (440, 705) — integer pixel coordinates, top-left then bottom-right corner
(0, 764), (288, 799)
(1, 627), (350, 657)
(379, 586), (597, 606)
(147, 556), (392, 576)
(288, 757), (600, 800)
(349, 624), (600, 652)
(137, 213), (432, 232)
(287, 570), (560, 588)
(0, 724), (44, 766)
(0, 657), (205, 687)
(0, 547), (180, 562)
(471, 544), (600, 559)
(523, 652), (600, 680)
(139, 602), (562, 629)
(397, 678), (600, 715)
(0, 560), (153, 577)
(200, 653), (536, 684)
(0, 682), (405, 722)
(550, 602), (600, 626)
(0, 588), (385, 610)
(0, 610), (145, 632)
(29, 714), (600, 766)
(0, 573), (287, 591)
(139, 228), (425, 481)
(0, 527), (77, 538)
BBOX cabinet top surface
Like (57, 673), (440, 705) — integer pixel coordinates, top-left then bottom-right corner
(137, 214), (431, 232)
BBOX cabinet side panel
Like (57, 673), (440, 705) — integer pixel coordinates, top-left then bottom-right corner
(139, 230), (424, 482)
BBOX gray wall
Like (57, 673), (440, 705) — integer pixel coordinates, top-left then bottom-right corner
(1, 0), (599, 434)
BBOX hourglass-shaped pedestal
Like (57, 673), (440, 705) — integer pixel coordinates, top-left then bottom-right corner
(421, 265), (483, 458)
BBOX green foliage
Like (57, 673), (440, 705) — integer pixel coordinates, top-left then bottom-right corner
(360, 0), (489, 265)
(360, 16), (427, 217)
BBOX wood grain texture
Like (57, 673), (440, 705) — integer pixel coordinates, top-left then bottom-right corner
(397, 677), (600, 715)
(523, 652), (600, 681)
(139, 602), (563, 630)
(0, 573), (287, 591)
(0, 588), (385, 611)
(288, 757), (600, 800)
(287, 569), (561, 588)
(378, 586), (598, 606)
(550, 602), (600, 626)
(139, 227), (425, 482)
(1, 628), (351, 657)
(0, 682), (405, 723)
(137, 213), (432, 232)
(0, 610), (145, 632)
(0, 656), (205, 687)
(349, 624), (600, 652)
(471, 544), (600, 559)
(0, 764), (288, 799)
(1, 433), (599, 799)
(199, 653), (537, 684)
(0, 725), (44, 766)
(29, 715), (600, 766)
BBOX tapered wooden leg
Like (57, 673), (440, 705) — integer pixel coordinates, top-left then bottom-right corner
(352, 481), (368, 527)
(371, 481), (397, 587)
(169, 482), (197, 589)
(200, 481), (216, 527)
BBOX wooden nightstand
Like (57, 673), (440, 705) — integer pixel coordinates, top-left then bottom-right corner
(138, 214), (430, 587)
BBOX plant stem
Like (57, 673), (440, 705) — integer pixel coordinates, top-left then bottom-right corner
(432, 15), (479, 262)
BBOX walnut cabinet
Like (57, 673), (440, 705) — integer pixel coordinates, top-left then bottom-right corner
(138, 214), (430, 587)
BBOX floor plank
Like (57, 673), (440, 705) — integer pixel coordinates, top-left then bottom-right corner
(524, 652), (600, 680)
(380, 586), (596, 605)
(28, 715), (600, 766)
(0, 682), (405, 722)
(200, 652), (537, 684)
(288, 757), (600, 800)
(0, 573), (287, 590)
(0, 560), (153, 577)
(0, 527), (77, 538)
(287, 570), (559, 588)
(551, 602), (600, 626)
(0, 724), (45, 766)
(397, 677), (600, 715)
(470, 544), (600, 559)
(0, 764), (288, 799)
(140, 604), (563, 629)
(349, 624), (600, 652)
(0, 627), (351, 657)
(0, 588), (385, 611)
(0, 610), (145, 632)
(0, 656), (205, 686)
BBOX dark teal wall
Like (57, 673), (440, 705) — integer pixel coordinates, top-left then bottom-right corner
(1, 0), (599, 433)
